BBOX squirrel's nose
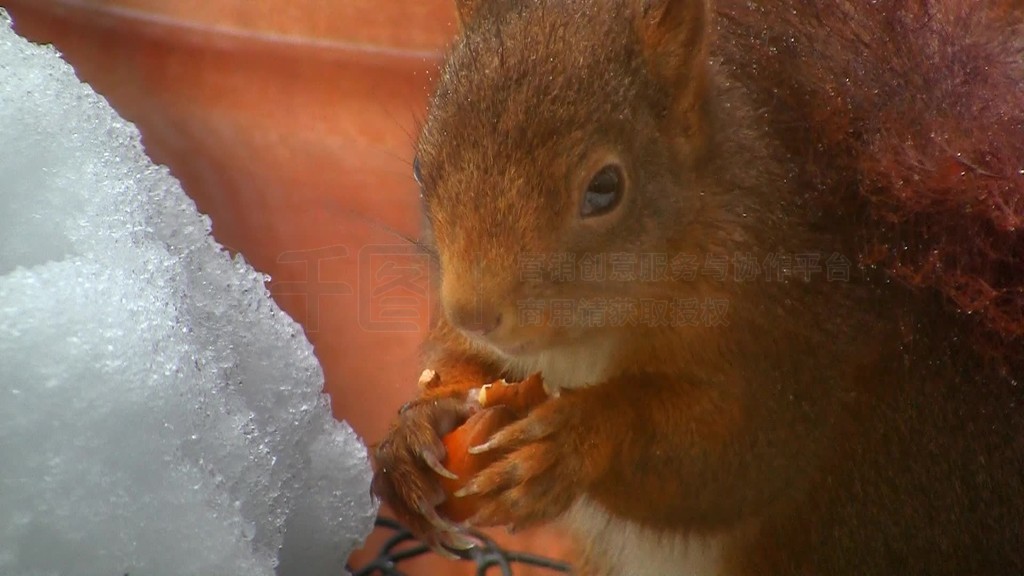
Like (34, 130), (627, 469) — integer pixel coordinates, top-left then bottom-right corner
(448, 304), (504, 337)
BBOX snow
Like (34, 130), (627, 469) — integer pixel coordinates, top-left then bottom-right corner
(0, 9), (377, 575)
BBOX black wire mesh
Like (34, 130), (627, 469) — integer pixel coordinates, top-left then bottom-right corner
(347, 516), (572, 576)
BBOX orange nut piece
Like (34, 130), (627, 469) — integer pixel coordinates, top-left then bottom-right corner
(477, 373), (547, 416)
(437, 406), (518, 522)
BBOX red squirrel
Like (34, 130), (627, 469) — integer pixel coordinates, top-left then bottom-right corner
(371, 0), (1024, 574)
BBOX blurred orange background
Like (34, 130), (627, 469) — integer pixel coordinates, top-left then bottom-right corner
(0, 1), (571, 573)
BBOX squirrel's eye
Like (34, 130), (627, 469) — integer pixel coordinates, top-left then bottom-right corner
(580, 164), (624, 218)
(412, 156), (423, 186)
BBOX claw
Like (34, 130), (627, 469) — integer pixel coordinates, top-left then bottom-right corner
(444, 532), (479, 551)
(429, 542), (461, 560)
(421, 516), (477, 557)
(421, 449), (458, 480)
(467, 439), (497, 455)
(453, 482), (480, 499)
(469, 409), (556, 455)
(417, 499), (461, 533)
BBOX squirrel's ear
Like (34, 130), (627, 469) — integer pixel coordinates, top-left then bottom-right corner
(635, 0), (710, 124)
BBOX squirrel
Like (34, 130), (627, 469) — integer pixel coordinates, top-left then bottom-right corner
(371, 0), (1024, 574)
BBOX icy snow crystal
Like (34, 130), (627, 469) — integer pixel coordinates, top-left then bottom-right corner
(0, 10), (377, 576)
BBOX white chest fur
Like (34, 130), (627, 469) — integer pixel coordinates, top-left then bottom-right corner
(563, 497), (725, 576)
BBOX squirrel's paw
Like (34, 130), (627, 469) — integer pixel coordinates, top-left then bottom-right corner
(459, 396), (589, 530)
(371, 396), (478, 556)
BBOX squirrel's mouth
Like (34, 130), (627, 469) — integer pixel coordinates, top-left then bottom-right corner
(465, 331), (541, 358)
(491, 340), (536, 357)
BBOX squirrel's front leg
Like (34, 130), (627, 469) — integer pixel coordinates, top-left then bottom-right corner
(461, 370), (750, 533)
(455, 383), (617, 531)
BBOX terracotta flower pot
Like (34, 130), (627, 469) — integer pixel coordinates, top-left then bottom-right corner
(3, 1), (572, 573)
